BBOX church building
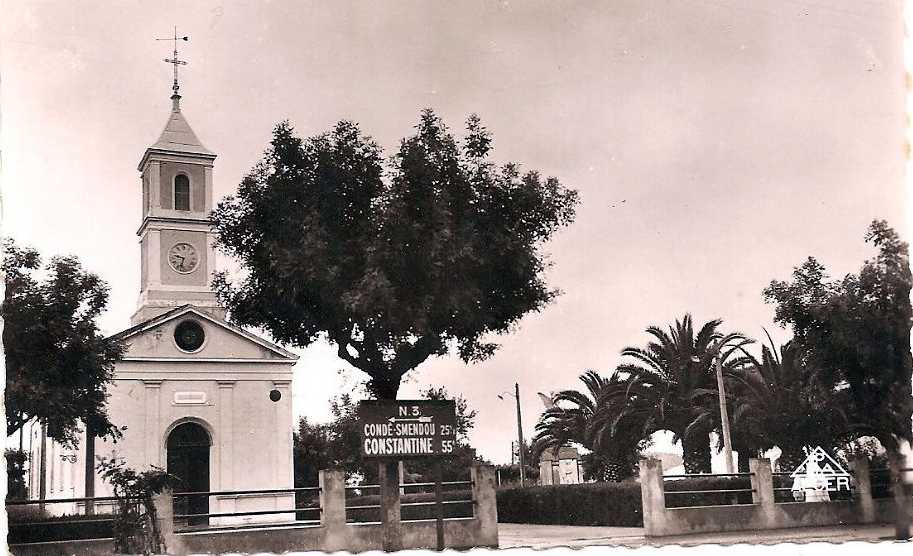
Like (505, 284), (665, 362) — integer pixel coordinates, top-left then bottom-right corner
(28, 80), (298, 526)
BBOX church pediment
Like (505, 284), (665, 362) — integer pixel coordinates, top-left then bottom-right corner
(112, 305), (298, 362)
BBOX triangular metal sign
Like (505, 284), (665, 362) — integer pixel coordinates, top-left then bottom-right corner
(789, 446), (849, 478)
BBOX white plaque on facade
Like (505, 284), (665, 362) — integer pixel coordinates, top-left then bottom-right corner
(174, 391), (207, 405)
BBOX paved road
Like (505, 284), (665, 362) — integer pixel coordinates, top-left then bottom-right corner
(497, 523), (903, 549)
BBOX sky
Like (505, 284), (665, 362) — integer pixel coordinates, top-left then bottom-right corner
(1, 0), (908, 464)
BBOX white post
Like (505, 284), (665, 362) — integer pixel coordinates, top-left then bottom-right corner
(715, 346), (735, 474)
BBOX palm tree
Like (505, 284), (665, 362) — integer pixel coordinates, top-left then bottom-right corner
(613, 314), (752, 473)
(720, 333), (853, 472)
(532, 370), (646, 481)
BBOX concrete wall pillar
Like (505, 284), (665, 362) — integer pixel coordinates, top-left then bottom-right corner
(638, 458), (667, 537)
(319, 470), (348, 551)
(850, 455), (875, 523)
(890, 453), (912, 540)
(538, 461), (551, 485)
(749, 458), (777, 528)
(153, 490), (186, 556)
(471, 464), (499, 548)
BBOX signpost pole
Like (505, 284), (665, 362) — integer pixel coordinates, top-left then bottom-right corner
(379, 460), (403, 551)
(435, 458), (444, 551)
(359, 400), (457, 551)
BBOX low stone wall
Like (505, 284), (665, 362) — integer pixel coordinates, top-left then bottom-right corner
(175, 516), (490, 554)
(174, 464), (497, 554)
(10, 464), (498, 555)
(640, 457), (897, 537)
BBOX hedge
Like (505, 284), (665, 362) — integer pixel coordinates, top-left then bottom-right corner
(7, 506), (114, 544)
(496, 482), (643, 527)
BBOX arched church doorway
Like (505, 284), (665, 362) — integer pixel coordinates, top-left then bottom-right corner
(166, 421), (211, 526)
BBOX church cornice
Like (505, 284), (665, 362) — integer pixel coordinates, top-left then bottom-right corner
(138, 147), (217, 172)
(121, 357), (294, 364)
(112, 304), (299, 361)
(137, 215), (213, 236)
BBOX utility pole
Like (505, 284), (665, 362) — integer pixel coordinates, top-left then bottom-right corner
(515, 382), (526, 487)
(714, 343), (735, 474)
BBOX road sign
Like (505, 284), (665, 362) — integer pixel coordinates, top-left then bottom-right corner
(790, 446), (852, 496)
(359, 400), (457, 459)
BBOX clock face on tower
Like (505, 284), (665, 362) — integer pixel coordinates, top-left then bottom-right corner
(168, 242), (199, 274)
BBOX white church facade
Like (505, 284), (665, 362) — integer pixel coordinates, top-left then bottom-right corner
(28, 88), (298, 526)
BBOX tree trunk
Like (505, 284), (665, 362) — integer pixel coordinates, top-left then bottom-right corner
(601, 456), (628, 482)
(39, 422), (47, 512)
(681, 434), (712, 474)
(734, 443), (752, 473)
(368, 374), (401, 400)
(85, 425), (95, 515)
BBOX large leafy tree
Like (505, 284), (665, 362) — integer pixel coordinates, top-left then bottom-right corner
(613, 315), (752, 473)
(212, 111), (578, 399)
(532, 370), (647, 481)
(763, 220), (913, 453)
(3, 240), (125, 446)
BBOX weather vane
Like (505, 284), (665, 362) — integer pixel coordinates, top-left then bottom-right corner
(155, 26), (189, 97)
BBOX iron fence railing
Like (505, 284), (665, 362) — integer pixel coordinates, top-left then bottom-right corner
(343, 479), (475, 523)
(662, 472), (756, 508)
(171, 486), (320, 497)
(7, 495), (136, 544)
(170, 486), (321, 532)
(664, 473), (754, 479)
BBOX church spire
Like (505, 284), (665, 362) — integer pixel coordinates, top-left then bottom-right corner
(156, 26), (189, 111)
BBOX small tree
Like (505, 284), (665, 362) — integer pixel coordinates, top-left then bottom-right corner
(5, 449), (28, 500)
(3, 240), (125, 445)
(96, 459), (176, 555)
(293, 417), (333, 487)
(212, 111), (578, 399)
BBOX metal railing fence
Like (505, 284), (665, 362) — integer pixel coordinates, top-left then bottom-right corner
(662, 471), (756, 508)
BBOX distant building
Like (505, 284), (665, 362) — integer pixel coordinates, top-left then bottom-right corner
(29, 84), (298, 526)
(538, 446), (584, 485)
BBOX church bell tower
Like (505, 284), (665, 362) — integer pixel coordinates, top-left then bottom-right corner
(132, 73), (224, 324)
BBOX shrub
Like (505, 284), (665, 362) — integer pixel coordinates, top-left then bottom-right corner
(6, 449), (28, 501)
(97, 458), (176, 555)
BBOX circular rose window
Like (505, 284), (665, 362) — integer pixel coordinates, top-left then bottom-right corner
(174, 320), (205, 352)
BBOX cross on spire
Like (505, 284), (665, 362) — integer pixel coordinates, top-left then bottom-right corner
(156, 26), (189, 107)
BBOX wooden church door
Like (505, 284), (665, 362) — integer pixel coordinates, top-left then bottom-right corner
(166, 422), (211, 526)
